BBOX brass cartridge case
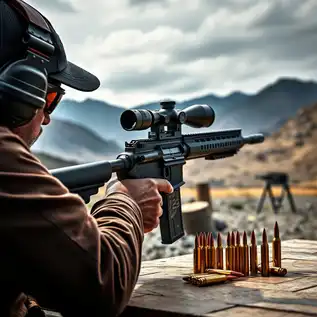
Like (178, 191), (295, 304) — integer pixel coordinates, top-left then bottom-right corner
(205, 232), (216, 269)
(216, 233), (224, 269)
(231, 232), (236, 271)
(270, 267), (287, 276)
(250, 230), (258, 276)
(242, 231), (249, 277)
(261, 229), (270, 277)
(205, 244), (211, 269)
(225, 232), (232, 270)
(257, 266), (287, 277)
(206, 268), (244, 277)
(183, 273), (209, 282)
(191, 274), (236, 287)
(272, 221), (281, 267)
(194, 233), (205, 273)
(235, 232), (241, 272)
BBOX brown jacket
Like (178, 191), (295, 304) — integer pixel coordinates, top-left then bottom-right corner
(0, 126), (144, 317)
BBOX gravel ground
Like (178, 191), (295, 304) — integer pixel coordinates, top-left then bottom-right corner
(142, 195), (317, 261)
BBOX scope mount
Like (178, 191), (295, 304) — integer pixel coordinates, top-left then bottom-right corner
(148, 100), (183, 140)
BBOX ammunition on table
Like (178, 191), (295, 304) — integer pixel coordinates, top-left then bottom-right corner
(205, 268), (244, 277)
(236, 231), (241, 272)
(272, 221), (281, 267)
(194, 233), (205, 273)
(257, 266), (287, 277)
(191, 274), (237, 287)
(231, 232), (236, 271)
(242, 231), (249, 276)
(205, 232), (216, 269)
(183, 273), (209, 282)
(250, 230), (258, 276)
(226, 232), (232, 270)
(261, 228), (270, 277)
(269, 266), (287, 276)
(216, 233), (224, 269)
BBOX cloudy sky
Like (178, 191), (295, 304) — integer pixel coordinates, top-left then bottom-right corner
(28, 0), (317, 107)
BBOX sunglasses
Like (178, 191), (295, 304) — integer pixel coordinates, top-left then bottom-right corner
(45, 83), (65, 114)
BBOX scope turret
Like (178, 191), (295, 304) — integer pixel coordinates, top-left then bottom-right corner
(120, 100), (215, 131)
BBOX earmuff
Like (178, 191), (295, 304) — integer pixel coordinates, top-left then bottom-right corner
(0, 0), (55, 128)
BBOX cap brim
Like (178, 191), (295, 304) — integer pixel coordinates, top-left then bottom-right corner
(49, 61), (100, 92)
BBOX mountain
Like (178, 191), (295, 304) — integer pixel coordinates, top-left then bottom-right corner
(51, 77), (317, 143)
(183, 101), (317, 187)
(31, 118), (122, 169)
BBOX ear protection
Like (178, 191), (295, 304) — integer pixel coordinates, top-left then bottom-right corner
(0, 0), (55, 128)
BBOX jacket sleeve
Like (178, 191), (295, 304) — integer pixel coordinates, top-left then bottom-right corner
(0, 128), (144, 317)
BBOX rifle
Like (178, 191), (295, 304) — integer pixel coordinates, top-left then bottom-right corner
(50, 100), (264, 244)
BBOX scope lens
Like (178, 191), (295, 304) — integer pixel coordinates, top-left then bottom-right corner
(120, 109), (153, 131)
(178, 104), (215, 128)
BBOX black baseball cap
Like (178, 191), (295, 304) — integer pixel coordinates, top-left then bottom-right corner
(0, 0), (100, 92)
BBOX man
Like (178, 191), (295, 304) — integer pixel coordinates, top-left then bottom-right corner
(0, 0), (173, 316)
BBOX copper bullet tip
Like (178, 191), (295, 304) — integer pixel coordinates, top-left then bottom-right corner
(243, 231), (247, 245)
(210, 233), (214, 247)
(217, 232), (222, 247)
(262, 228), (267, 244)
(227, 232), (231, 246)
(236, 231), (240, 245)
(226, 275), (238, 281)
(251, 230), (256, 245)
(274, 221), (280, 239)
(202, 232), (207, 246)
(195, 234), (199, 248)
(231, 231), (235, 246)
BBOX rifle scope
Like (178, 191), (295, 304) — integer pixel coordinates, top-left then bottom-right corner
(120, 100), (216, 131)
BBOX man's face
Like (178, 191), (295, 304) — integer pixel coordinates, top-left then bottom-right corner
(11, 82), (64, 147)
(12, 108), (51, 146)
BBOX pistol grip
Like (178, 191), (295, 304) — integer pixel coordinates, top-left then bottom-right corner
(159, 182), (185, 244)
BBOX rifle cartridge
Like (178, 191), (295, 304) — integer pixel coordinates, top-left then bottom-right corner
(194, 234), (205, 273)
(216, 233), (224, 269)
(261, 229), (270, 277)
(225, 232), (232, 270)
(250, 230), (258, 276)
(242, 231), (249, 276)
(257, 266), (287, 277)
(231, 232), (236, 271)
(192, 274), (237, 287)
(205, 232), (216, 269)
(183, 273), (209, 282)
(272, 221), (281, 267)
(201, 233), (206, 272)
(236, 232), (241, 272)
(205, 268), (244, 277)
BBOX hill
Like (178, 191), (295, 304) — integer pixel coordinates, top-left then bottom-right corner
(183, 102), (317, 187)
(31, 118), (122, 169)
(51, 77), (317, 144)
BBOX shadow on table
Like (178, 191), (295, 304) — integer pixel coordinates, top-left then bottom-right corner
(120, 272), (317, 317)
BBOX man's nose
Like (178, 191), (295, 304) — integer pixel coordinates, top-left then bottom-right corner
(42, 114), (51, 125)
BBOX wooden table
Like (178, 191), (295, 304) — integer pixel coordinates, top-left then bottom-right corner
(121, 239), (317, 317)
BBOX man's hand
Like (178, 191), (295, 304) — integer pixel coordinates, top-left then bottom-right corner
(107, 178), (173, 233)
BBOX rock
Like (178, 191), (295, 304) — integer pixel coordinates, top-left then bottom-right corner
(229, 200), (245, 210)
(255, 152), (267, 162)
(295, 138), (304, 147)
(215, 219), (227, 231)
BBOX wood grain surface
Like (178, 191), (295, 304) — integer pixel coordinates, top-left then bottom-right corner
(120, 239), (317, 317)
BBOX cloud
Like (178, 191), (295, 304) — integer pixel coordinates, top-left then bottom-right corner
(25, 0), (317, 107)
(28, 0), (76, 12)
(128, 0), (168, 6)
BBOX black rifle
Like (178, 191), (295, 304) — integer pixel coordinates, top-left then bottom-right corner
(50, 100), (264, 244)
